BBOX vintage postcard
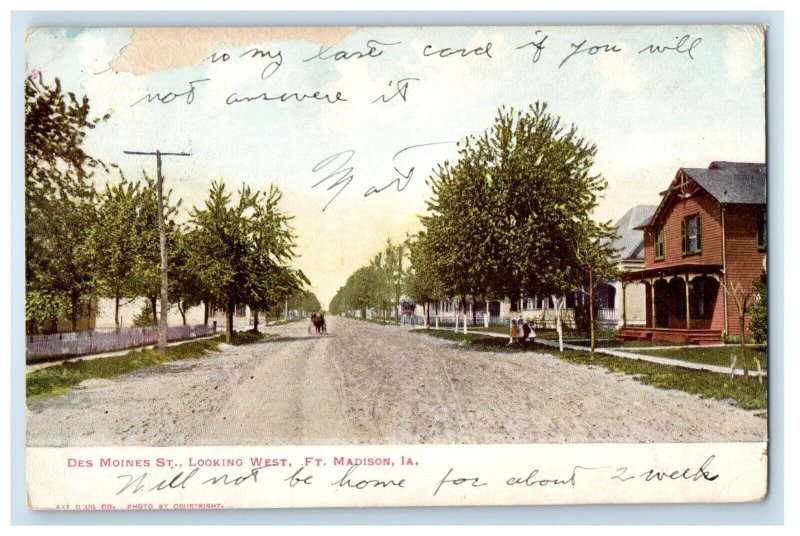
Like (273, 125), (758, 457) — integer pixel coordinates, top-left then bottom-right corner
(24, 25), (769, 509)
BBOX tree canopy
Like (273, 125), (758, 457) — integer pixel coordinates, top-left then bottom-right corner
(190, 181), (303, 341)
(417, 102), (618, 312)
(25, 72), (110, 332)
(25, 72), (310, 337)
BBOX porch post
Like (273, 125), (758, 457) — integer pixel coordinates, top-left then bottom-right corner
(685, 276), (691, 330)
(650, 279), (656, 328)
(621, 282), (627, 328)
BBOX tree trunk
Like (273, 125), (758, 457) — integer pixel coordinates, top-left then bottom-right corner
(114, 292), (121, 329)
(70, 292), (79, 331)
(462, 297), (468, 335)
(179, 302), (187, 325)
(226, 300), (234, 343)
(149, 295), (158, 325)
(589, 268), (595, 353)
(203, 301), (209, 325)
(253, 310), (259, 332)
(552, 295), (564, 352)
(425, 301), (430, 328)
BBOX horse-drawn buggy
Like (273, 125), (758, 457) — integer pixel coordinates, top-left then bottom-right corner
(308, 312), (327, 335)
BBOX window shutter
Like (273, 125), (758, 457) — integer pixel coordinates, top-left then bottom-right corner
(697, 216), (702, 252)
(681, 219), (687, 255)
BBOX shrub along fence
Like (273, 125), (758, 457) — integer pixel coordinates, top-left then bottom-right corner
(25, 324), (214, 364)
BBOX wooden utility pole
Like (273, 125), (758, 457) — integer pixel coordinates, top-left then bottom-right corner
(124, 149), (191, 353)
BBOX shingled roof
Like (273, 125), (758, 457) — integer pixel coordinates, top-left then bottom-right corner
(610, 205), (657, 260)
(637, 161), (767, 231)
(681, 161), (766, 205)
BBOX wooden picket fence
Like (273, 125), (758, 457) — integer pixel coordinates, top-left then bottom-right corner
(25, 324), (213, 364)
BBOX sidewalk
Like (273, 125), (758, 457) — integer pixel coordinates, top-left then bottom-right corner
(423, 326), (767, 377)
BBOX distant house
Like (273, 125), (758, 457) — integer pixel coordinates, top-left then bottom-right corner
(406, 203), (658, 329)
(601, 205), (658, 328)
(619, 161), (766, 344)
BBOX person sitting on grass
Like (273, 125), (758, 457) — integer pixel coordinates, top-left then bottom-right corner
(521, 319), (532, 344)
(508, 319), (519, 345)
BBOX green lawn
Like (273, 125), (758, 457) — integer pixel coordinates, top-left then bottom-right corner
(27, 338), (222, 400)
(634, 345), (768, 371)
(413, 329), (767, 410)
(439, 326), (685, 348)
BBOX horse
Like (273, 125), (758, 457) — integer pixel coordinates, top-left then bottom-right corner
(308, 313), (317, 334)
(313, 313), (327, 334)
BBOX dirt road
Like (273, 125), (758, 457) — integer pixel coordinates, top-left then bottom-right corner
(26, 316), (767, 446)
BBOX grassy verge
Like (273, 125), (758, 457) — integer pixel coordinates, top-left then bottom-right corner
(219, 330), (274, 345)
(266, 318), (304, 327)
(27, 330), (274, 401)
(633, 345), (768, 371)
(343, 315), (402, 326)
(27, 338), (222, 400)
(413, 329), (767, 410)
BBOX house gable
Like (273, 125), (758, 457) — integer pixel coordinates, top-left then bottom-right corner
(642, 172), (724, 270)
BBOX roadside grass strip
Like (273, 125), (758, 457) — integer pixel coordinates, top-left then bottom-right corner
(27, 330), (276, 401)
(26, 338), (223, 401)
(414, 329), (767, 411)
(220, 330), (273, 346)
(634, 345), (768, 371)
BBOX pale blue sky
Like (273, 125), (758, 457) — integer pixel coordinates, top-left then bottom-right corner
(25, 25), (766, 306)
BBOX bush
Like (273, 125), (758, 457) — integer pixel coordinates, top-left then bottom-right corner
(132, 301), (156, 327)
(220, 330), (266, 346)
(573, 300), (599, 337)
(749, 277), (767, 345)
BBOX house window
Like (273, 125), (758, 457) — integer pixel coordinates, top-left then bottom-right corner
(654, 228), (666, 261)
(757, 211), (767, 251)
(682, 215), (702, 255)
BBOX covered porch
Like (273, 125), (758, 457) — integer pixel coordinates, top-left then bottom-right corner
(619, 264), (724, 345)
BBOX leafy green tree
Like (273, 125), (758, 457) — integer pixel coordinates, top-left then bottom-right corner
(406, 232), (443, 327)
(245, 185), (305, 330)
(25, 72), (110, 333)
(190, 181), (300, 341)
(127, 175), (181, 325)
(350, 266), (383, 319)
(418, 102), (617, 345)
(280, 289), (322, 318)
(169, 228), (210, 325)
(328, 289), (344, 316)
(190, 181), (259, 342)
(369, 249), (392, 321)
(90, 177), (142, 328)
(422, 145), (500, 325)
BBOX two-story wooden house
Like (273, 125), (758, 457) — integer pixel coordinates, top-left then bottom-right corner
(619, 161), (766, 344)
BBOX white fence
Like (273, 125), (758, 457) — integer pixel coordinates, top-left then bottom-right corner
(26, 324), (214, 363)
